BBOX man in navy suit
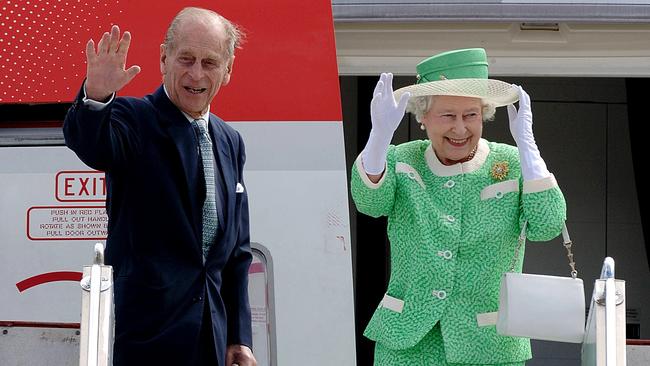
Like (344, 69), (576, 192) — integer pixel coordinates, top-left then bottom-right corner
(63, 7), (256, 366)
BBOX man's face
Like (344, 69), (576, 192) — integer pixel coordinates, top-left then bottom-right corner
(160, 19), (233, 118)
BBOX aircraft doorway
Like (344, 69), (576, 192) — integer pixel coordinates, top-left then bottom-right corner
(340, 75), (650, 365)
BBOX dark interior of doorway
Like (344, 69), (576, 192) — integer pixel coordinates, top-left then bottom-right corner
(341, 75), (650, 365)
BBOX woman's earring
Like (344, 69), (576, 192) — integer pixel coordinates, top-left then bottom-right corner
(419, 123), (426, 131)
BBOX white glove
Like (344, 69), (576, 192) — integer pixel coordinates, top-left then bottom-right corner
(361, 73), (410, 175)
(507, 85), (550, 181)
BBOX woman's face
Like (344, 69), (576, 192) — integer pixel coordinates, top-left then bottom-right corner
(421, 95), (483, 165)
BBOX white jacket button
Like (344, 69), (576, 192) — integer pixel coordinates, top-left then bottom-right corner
(432, 290), (447, 299)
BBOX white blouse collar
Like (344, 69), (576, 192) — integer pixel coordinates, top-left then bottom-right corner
(424, 138), (490, 177)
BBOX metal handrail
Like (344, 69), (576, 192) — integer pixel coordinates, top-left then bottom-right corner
(602, 258), (617, 365)
(582, 257), (626, 366)
(87, 244), (103, 366)
(79, 243), (113, 366)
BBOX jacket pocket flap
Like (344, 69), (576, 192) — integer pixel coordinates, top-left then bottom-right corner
(395, 162), (425, 189)
(480, 179), (519, 200)
(381, 293), (404, 313)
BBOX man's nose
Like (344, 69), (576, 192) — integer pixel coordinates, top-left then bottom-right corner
(188, 62), (204, 80)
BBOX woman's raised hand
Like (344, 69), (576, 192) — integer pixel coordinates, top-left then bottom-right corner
(370, 73), (410, 136)
(507, 85), (550, 180)
(361, 73), (410, 176)
(507, 85), (534, 146)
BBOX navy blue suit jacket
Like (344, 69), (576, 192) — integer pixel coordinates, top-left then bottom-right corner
(63, 85), (253, 366)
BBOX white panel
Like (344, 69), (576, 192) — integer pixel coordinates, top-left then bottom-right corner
(245, 170), (356, 366)
(229, 121), (346, 170)
(0, 147), (96, 323)
(232, 121), (356, 366)
(0, 121), (357, 365)
(628, 345), (650, 365)
(335, 22), (650, 76)
(0, 327), (79, 366)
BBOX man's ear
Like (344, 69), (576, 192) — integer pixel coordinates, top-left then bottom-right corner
(159, 44), (167, 75)
(222, 56), (235, 86)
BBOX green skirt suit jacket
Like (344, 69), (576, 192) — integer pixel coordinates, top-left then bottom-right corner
(351, 139), (567, 365)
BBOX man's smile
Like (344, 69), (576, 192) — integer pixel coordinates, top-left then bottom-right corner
(184, 86), (207, 94)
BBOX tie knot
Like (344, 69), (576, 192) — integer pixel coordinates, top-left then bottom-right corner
(193, 118), (207, 134)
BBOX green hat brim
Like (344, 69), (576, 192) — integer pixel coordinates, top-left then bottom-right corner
(394, 78), (519, 107)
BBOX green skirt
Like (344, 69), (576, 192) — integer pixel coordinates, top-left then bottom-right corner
(374, 324), (526, 366)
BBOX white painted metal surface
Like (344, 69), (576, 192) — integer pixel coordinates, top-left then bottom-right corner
(0, 327), (80, 365)
(0, 120), (356, 366)
(335, 22), (650, 77)
(627, 345), (650, 365)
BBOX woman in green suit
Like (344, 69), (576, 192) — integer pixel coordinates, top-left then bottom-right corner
(350, 48), (566, 365)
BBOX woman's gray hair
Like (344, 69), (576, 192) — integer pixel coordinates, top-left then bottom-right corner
(406, 95), (496, 123)
(164, 7), (245, 58)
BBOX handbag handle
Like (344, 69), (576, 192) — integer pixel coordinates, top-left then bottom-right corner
(509, 222), (578, 279)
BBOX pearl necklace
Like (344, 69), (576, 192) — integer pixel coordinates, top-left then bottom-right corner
(437, 143), (479, 166)
(461, 144), (478, 163)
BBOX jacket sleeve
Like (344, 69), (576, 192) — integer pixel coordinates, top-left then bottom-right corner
(62, 83), (140, 172)
(520, 174), (567, 241)
(350, 145), (398, 218)
(221, 132), (253, 348)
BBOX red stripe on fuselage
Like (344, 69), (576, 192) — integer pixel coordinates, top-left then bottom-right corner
(16, 271), (83, 292)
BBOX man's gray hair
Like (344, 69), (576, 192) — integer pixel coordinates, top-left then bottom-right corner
(406, 95), (496, 123)
(163, 7), (245, 58)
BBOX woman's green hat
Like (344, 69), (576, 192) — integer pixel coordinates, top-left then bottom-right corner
(394, 48), (518, 107)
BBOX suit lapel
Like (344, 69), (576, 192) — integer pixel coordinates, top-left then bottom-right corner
(148, 86), (203, 257)
(149, 86), (234, 260)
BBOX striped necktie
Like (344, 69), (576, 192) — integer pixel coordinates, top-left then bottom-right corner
(192, 118), (218, 260)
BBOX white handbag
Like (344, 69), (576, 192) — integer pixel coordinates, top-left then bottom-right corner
(496, 222), (586, 343)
